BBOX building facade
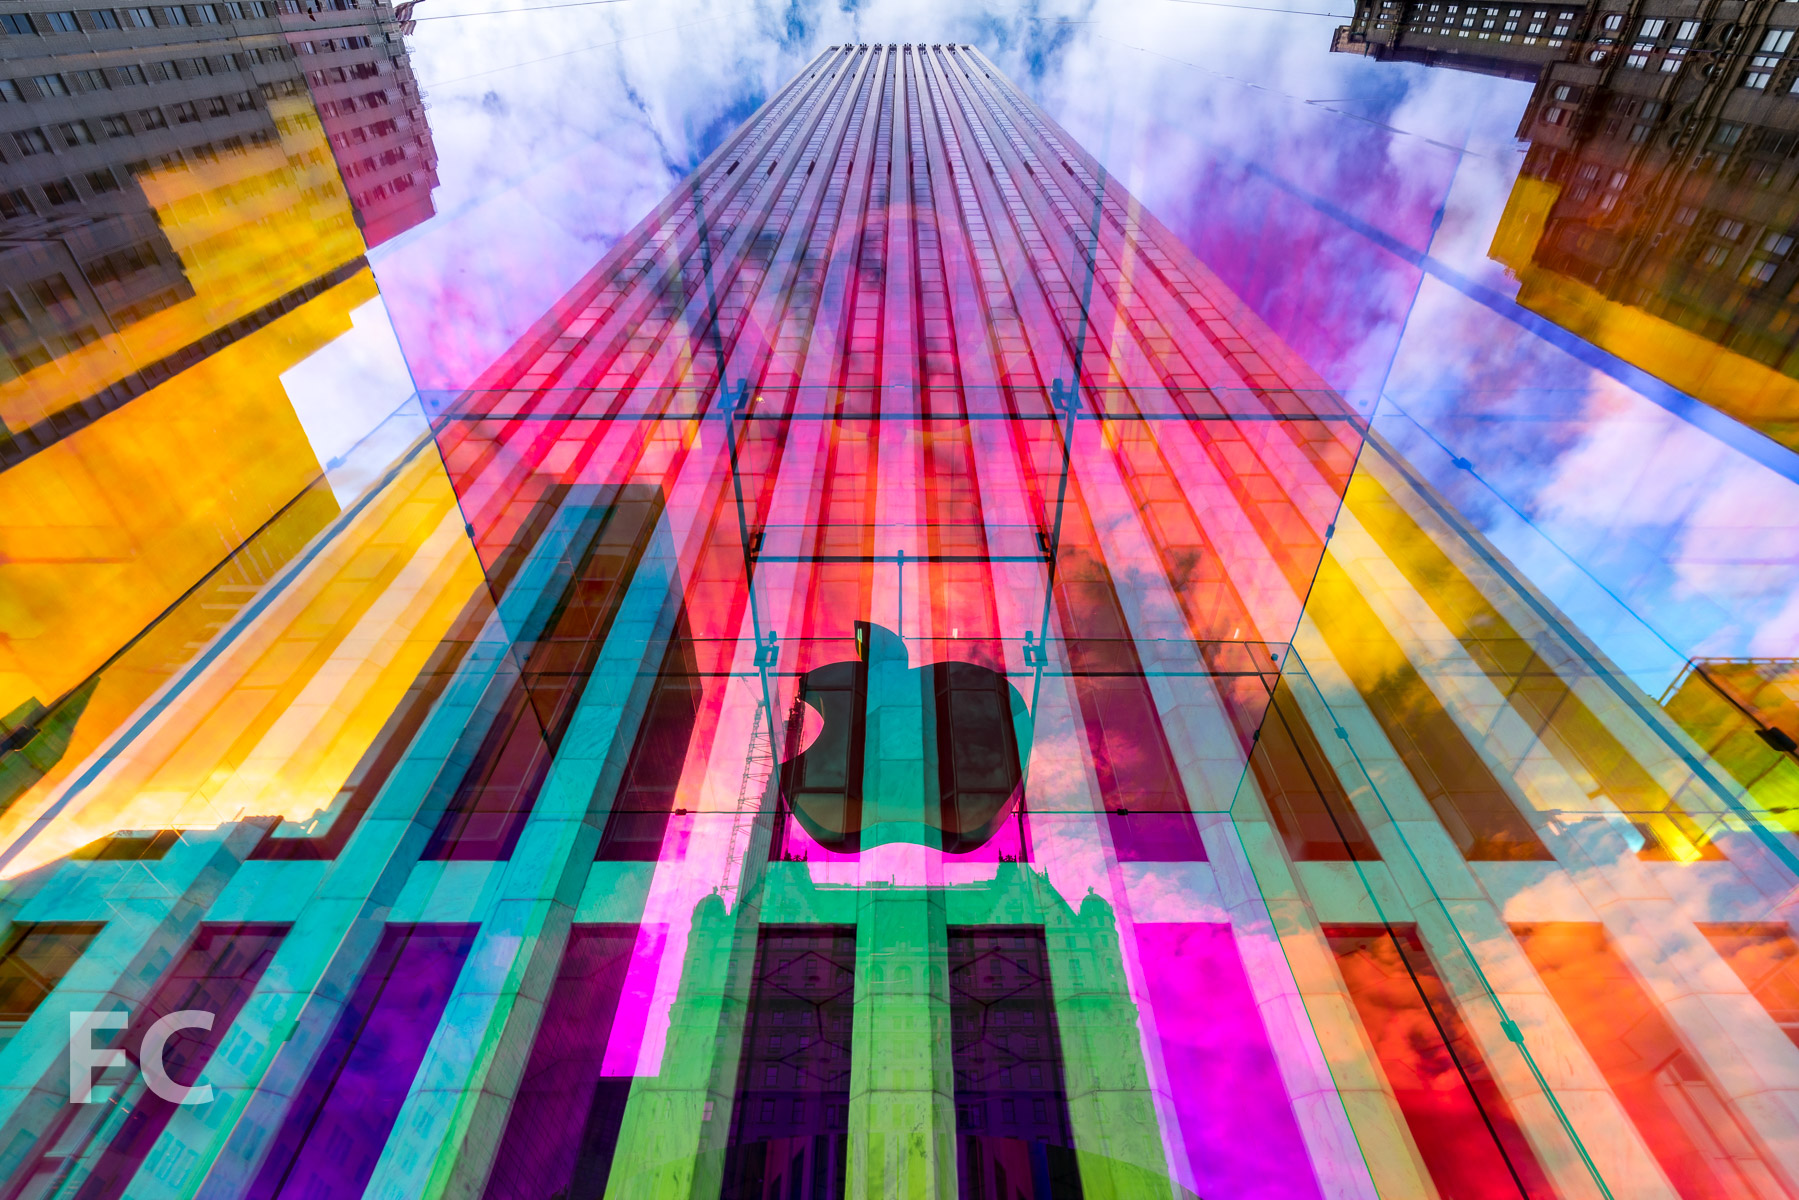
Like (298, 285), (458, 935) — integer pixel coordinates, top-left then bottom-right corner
(0, 39), (1798, 1200)
(1334, 0), (1799, 450)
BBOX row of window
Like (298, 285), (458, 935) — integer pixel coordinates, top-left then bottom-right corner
(1406, 3), (1576, 37)
(1743, 28), (1798, 89)
(1683, 210), (1797, 285)
(8, 88), (257, 155)
(337, 140), (404, 177)
(315, 85), (387, 118)
(1612, 16), (1730, 74)
(353, 169), (413, 207)
(327, 114), (399, 148)
(0, 1), (344, 36)
(0, 44), (290, 106)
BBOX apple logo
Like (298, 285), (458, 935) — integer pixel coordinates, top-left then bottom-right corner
(778, 622), (1031, 854)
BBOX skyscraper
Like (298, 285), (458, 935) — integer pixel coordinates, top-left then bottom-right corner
(5, 37), (1799, 1200)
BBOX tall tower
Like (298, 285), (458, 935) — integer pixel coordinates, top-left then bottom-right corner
(4, 39), (1799, 1200)
(417, 41), (1367, 1200)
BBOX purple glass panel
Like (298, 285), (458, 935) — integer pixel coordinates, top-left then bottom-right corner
(483, 925), (637, 1200)
(247, 923), (478, 1200)
(949, 927), (1082, 1200)
(1135, 923), (1323, 1200)
(720, 927), (856, 1200)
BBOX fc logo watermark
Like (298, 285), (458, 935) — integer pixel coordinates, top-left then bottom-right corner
(69, 1010), (216, 1105)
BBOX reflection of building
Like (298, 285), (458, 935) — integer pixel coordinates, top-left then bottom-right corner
(291, 12), (437, 244)
(0, 0), (436, 431)
(1498, 0), (1799, 449)
(0, 2), (438, 835)
(1334, 0), (1799, 449)
(8, 41), (1799, 1200)
(1330, 0), (1591, 80)
(1662, 658), (1799, 826)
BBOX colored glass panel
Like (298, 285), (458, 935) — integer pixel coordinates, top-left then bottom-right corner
(721, 927), (856, 1200)
(949, 927), (1082, 1200)
(1327, 925), (1556, 1200)
(484, 925), (639, 1200)
(1515, 922), (1786, 1200)
(247, 924), (477, 1199)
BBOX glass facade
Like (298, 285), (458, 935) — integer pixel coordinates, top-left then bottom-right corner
(5, 4), (1799, 1198)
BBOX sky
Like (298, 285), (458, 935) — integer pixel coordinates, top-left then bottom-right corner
(300, 0), (1799, 691)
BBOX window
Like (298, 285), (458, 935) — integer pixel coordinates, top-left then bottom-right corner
(119, 63), (145, 84)
(89, 7), (119, 26)
(225, 0), (242, 13)
(137, 105), (166, 128)
(58, 119), (94, 144)
(42, 178), (79, 204)
(1715, 123), (1745, 148)
(186, 56), (211, 75)
(1747, 28), (1792, 85)
(170, 100), (198, 122)
(1603, 11), (1623, 28)
(1662, 47), (1686, 69)
(204, 95), (227, 116)
(1765, 231), (1795, 255)
(1545, 107), (1565, 124)
(1629, 123), (1650, 142)
(1717, 217), (1745, 240)
(1700, 244), (1731, 267)
(99, 112), (129, 135)
(122, 5), (152, 23)
(195, 2), (217, 19)
(1640, 17), (1665, 36)
(1675, 205), (1698, 225)
(1553, 84), (1574, 100)
(0, 80), (18, 101)
(43, 11), (79, 31)
(0, 188), (32, 217)
(232, 88), (254, 109)
(0, 14), (34, 34)
(1747, 260), (1779, 283)
(161, 4), (187, 22)
(13, 128), (51, 155)
(1627, 44), (1652, 68)
(34, 73), (69, 96)
(72, 68), (108, 90)
(86, 166), (120, 192)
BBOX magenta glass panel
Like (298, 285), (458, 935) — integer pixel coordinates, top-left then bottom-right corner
(1134, 923), (1323, 1200)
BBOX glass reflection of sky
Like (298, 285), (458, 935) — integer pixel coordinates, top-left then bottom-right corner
(359, 0), (1799, 695)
